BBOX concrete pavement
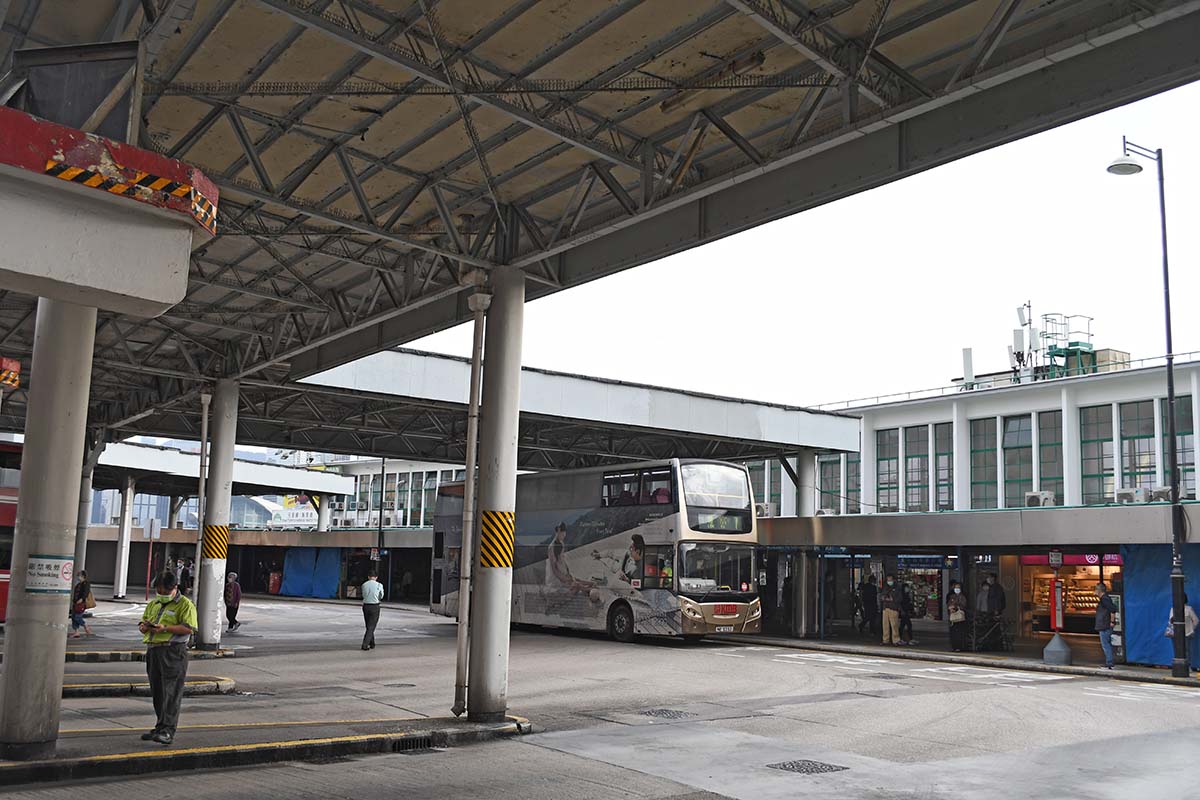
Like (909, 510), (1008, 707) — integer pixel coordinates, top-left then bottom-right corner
(4, 596), (1198, 796)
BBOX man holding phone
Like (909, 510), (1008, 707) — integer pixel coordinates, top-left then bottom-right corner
(138, 571), (197, 744)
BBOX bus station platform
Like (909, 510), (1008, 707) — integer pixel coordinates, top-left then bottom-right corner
(0, 712), (529, 787)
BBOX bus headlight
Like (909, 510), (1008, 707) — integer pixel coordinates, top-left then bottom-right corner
(680, 599), (704, 620)
(747, 600), (761, 620)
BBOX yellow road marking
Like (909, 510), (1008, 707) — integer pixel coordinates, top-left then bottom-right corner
(59, 718), (424, 735)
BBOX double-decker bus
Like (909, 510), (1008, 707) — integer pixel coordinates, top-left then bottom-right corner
(430, 459), (760, 642)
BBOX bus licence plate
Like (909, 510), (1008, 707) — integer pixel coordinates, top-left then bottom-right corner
(715, 625), (734, 633)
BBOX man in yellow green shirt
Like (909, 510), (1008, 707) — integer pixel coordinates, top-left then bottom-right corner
(138, 570), (197, 744)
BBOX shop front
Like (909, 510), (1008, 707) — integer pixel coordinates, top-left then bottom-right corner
(1019, 552), (1123, 635)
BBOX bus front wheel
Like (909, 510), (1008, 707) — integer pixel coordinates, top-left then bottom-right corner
(607, 602), (636, 643)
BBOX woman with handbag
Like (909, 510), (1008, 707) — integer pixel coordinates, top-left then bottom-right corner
(947, 580), (968, 652)
(69, 570), (93, 638)
(1166, 593), (1199, 670)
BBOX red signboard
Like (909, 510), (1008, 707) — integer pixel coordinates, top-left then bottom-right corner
(713, 604), (738, 616)
(1020, 553), (1123, 566)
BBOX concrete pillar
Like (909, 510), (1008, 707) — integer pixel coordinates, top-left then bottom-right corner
(860, 416), (877, 513)
(467, 265), (524, 722)
(197, 379), (238, 648)
(1062, 388), (1082, 505)
(0, 299), (96, 760)
(839, 454), (848, 515)
(995, 415), (1004, 508)
(317, 495), (332, 532)
(897, 427), (906, 513)
(927, 423), (937, 511)
(73, 470), (94, 581)
(1031, 412), (1041, 493)
(1111, 401), (1122, 491)
(112, 475), (136, 599)
(797, 449), (817, 517)
(952, 401), (970, 510)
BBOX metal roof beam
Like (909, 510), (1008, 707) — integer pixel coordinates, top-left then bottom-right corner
(254, 0), (645, 173)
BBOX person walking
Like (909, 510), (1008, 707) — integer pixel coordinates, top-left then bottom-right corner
(224, 572), (242, 632)
(138, 571), (197, 744)
(880, 574), (903, 645)
(1167, 593), (1199, 670)
(360, 569), (384, 651)
(69, 570), (93, 638)
(1094, 582), (1118, 669)
(179, 560), (192, 596)
(947, 580), (968, 652)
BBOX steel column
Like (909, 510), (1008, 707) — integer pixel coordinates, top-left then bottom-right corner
(196, 379), (238, 649)
(112, 474), (136, 598)
(0, 299), (96, 760)
(467, 265), (524, 722)
(452, 289), (490, 717)
(73, 471), (94, 581)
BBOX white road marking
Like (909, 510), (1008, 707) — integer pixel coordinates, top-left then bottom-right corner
(774, 653), (897, 666)
(715, 651), (746, 658)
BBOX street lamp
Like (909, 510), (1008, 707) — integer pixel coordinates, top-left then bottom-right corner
(1107, 136), (1189, 678)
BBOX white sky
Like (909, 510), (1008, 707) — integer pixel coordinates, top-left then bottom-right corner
(413, 81), (1200, 409)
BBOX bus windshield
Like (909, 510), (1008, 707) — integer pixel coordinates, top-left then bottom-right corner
(680, 463), (752, 533)
(677, 542), (756, 595)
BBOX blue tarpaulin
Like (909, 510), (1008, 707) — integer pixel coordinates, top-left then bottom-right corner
(1119, 543), (1200, 667)
(279, 547), (342, 599)
(313, 547), (341, 599)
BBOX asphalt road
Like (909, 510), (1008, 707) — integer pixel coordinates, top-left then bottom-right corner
(9, 597), (1200, 798)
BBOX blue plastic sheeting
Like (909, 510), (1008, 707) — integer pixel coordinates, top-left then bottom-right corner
(313, 547), (341, 599)
(1120, 543), (1200, 667)
(279, 547), (316, 597)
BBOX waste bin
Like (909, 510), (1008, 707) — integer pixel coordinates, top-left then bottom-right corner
(268, 571), (282, 594)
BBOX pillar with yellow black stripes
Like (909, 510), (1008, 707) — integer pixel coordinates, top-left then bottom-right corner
(467, 262), (525, 722)
(196, 379), (238, 649)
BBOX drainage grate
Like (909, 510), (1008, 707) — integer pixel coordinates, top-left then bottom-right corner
(766, 759), (849, 775)
(383, 683), (416, 688)
(860, 673), (906, 680)
(641, 708), (696, 720)
(392, 735), (434, 753)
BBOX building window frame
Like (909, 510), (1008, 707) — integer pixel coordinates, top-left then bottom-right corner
(1081, 404), (1115, 504)
(876, 429), (899, 513)
(904, 425), (929, 512)
(818, 454), (841, 513)
(1120, 400), (1157, 492)
(1162, 395), (1196, 499)
(1038, 410), (1064, 506)
(1002, 414), (1034, 509)
(970, 418), (998, 509)
(846, 454), (861, 514)
(934, 422), (953, 511)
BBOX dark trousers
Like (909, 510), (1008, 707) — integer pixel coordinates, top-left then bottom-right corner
(362, 604), (380, 649)
(900, 615), (913, 642)
(226, 604), (239, 627)
(949, 621), (968, 651)
(146, 643), (189, 735)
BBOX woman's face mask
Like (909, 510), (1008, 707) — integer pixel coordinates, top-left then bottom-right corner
(954, 587), (962, 594)
(887, 580), (894, 587)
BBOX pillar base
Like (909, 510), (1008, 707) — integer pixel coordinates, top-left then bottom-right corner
(196, 642), (221, 651)
(466, 710), (507, 723)
(0, 739), (55, 761)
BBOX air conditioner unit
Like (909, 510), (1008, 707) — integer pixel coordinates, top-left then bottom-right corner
(1151, 486), (1173, 502)
(1025, 491), (1056, 508)
(110, 516), (121, 525)
(383, 516), (392, 526)
(1116, 488), (1149, 504)
(754, 502), (777, 518)
(355, 501), (368, 511)
(383, 501), (395, 510)
(330, 502), (343, 511)
(816, 507), (838, 516)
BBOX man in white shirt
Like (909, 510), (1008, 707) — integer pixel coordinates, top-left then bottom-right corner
(361, 570), (384, 651)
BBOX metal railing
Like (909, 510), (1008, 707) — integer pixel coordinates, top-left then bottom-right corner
(812, 350), (1200, 411)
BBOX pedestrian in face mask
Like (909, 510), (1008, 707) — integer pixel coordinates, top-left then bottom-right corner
(138, 571), (197, 744)
(947, 581), (968, 651)
(881, 574), (903, 645)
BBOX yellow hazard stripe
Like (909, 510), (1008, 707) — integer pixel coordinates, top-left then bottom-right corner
(42, 159), (216, 235)
(201, 524), (229, 559)
(478, 510), (514, 568)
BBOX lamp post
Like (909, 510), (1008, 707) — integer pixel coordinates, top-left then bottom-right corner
(1107, 137), (1189, 677)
